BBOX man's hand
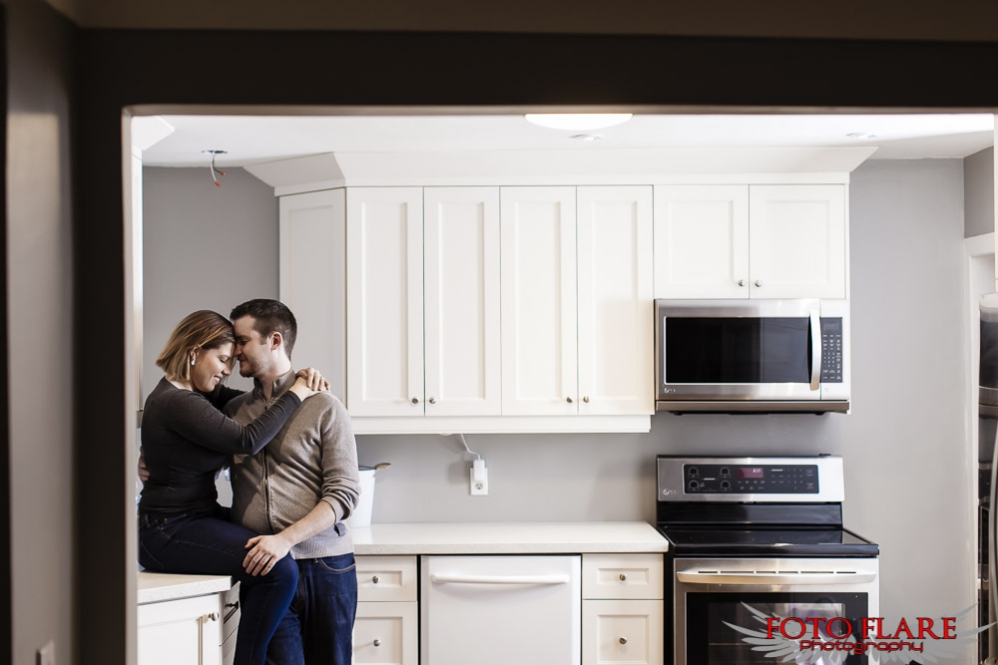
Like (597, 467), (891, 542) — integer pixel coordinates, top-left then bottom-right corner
(243, 533), (293, 576)
(296, 367), (330, 392)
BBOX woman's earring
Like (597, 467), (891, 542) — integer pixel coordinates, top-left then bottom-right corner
(190, 357), (196, 366)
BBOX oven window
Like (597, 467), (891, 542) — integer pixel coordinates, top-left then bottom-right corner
(664, 317), (811, 383)
(686, 592), (869, 664)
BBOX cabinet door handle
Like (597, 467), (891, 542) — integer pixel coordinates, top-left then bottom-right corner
(583, 396), (589, 403)
(619, 637), (628, 645)
(411, 397), (419, 404)
(428, 397), (436, 404)
(202, 612), (219, 624)
(755, 279), (763, 287)
(619, 573), (627, 581)
(373, 639), (382, 647)
(738, 279), (745, 287)
(566, 396), (573, 403)
(372, 575), (380, 584)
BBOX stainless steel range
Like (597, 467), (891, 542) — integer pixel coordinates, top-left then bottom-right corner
(656, 455), (879, 665)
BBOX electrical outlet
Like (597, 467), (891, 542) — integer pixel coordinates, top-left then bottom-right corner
(37, 641), (55, 665)
(470, 458), (489, 496)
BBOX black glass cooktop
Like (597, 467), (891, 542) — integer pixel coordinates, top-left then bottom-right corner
(660, 527), (879, 557)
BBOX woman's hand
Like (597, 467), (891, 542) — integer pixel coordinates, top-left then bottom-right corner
(243, 533), (293, 576)
(288, 375), (317, 401)
(295, 367), (330, 392)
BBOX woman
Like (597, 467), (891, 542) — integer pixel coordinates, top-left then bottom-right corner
(138, 310), (320, 665)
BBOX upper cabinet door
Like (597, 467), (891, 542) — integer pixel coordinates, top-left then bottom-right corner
(347, 188), (425, 417)
(749, 184), (847, 299)
(577, 187), (654, 415)
(423, 187), (502, 416)
(500, 187), (578, 416)
(653, 185), (750, 299)
(279, 189), (347, 400)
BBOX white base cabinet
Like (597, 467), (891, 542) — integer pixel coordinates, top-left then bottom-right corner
(355, 556), (419, 665)
(582, 554), (664, 665)
(138, 583), (239, 665)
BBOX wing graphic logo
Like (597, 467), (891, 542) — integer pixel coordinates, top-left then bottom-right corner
(723, 602), (994, 663)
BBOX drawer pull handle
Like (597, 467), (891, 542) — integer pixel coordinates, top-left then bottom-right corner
(619, 637), (628, 645)
(225, 601), (240, 610)
(372, 575), (380, 584)
(203, 612), (219, 623)
(619, 573), (627, 581)
(373, 639), (382, 647)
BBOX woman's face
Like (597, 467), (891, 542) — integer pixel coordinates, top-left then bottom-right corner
(191, 343), (233, 392)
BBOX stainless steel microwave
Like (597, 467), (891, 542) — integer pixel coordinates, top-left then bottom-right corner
(655, 299), (850, 413)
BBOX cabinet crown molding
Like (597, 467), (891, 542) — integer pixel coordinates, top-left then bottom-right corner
(246, 147), (876, 195)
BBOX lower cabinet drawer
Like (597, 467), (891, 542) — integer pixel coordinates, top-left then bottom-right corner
(219, 583), (241, 646)
(353, 601), (418, 665)
(582, 599), (664, 665)
(221, 630), (236, 665)
(357, 555), (418, 602)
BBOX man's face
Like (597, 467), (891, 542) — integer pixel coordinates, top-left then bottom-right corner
(232, 315), (273, 379)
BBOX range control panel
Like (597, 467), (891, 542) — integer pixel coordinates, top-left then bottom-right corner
(684, 463), (819, 494)
(820, 318), (844, 383)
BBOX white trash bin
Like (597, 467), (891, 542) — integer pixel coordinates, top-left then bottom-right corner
(346, 463), (390, 528)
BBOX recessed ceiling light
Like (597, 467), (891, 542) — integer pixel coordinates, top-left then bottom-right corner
(846, 132), (878, 139)
(525, 113), (632, 131)
(570, 134), (603, 141)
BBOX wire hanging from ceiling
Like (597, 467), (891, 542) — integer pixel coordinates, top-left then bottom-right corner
(202, 149), (227, 187)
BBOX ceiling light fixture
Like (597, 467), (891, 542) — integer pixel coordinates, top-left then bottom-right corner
(524, 113), (633, 131)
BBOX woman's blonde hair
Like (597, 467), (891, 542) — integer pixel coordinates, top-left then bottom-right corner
(156, 310), (235, 382)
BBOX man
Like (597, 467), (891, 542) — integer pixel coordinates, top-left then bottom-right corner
(224, 298), (360, 665)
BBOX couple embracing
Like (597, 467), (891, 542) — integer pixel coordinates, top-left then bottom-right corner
(138, 298), (359, 665)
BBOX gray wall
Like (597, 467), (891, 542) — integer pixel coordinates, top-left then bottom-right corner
(5, 0), (76, 662)
(143, 160), (973, 626)
(965, 147), (994, 237)
(142, 166), (279, 400)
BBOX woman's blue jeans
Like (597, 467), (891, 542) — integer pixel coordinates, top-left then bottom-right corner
(139, 508), (298, 665)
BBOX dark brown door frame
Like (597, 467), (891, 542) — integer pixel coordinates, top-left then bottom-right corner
(75, 28), (998, 665)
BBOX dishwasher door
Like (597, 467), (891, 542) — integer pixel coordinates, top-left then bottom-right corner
(421, 554), (582, 665)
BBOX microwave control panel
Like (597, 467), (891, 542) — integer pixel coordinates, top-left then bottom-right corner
(684, 464), (819, 494)
(820, 318), (843, 383)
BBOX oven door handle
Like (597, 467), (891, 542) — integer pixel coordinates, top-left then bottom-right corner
(677, 571), (876, 585)
(809, 308), (822, 391)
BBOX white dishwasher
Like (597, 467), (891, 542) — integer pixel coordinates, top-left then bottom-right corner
(420, 555), (582, 665)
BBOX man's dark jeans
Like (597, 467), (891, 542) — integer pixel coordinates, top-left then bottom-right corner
(265, 553), (358, 665)
(138, 509), (298, 665)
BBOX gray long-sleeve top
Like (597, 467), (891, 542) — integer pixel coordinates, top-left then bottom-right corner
(139, 377), (302, 515)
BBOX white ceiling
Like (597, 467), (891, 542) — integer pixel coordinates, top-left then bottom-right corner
(139, 113), (995, 168)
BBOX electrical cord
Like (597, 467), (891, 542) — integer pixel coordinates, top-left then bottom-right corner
(455, 433), (480, 460)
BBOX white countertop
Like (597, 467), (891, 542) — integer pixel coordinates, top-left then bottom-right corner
(351, 521), (668, 555)
(137, 571), (233, 605)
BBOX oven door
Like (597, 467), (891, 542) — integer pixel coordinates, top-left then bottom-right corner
(674, 557), (879, 665)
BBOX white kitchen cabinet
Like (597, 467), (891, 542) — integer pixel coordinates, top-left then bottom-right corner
(346, 187), (425, 416)
(355, 556), (418, 665)
(582, 554), (664, 665)
(582, 599), (664, 665)
(279, 189), (347, 398)
(500, 187), (579, 416)
(749, 184), (846, 299)
(653, 184), (846, 300)
(577, 186), (654, 416)
(423, 187), (502, 416)
(421, 554), (582, 665)
(653, 185), (749, 299)
(138, 593), (222, 665)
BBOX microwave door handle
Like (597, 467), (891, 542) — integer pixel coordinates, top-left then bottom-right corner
(809, 310), (821, 391)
